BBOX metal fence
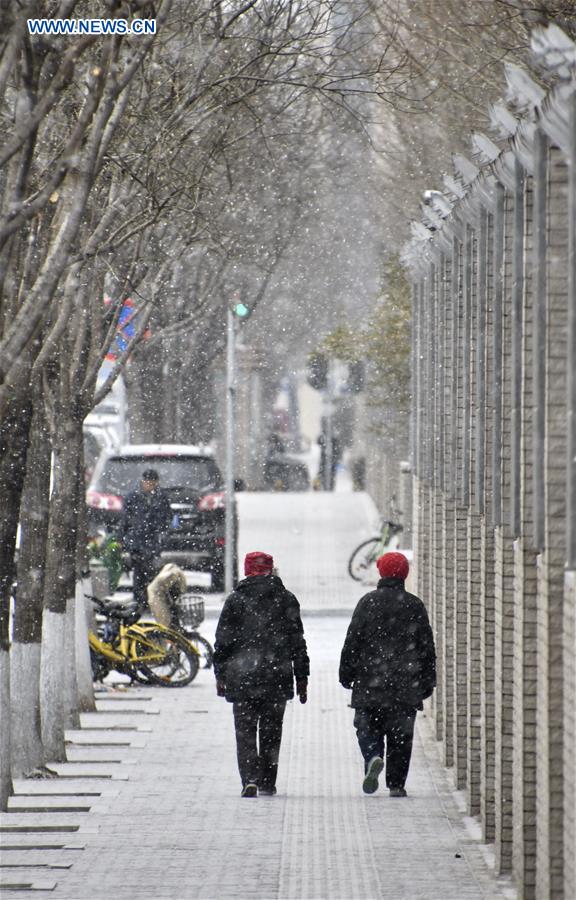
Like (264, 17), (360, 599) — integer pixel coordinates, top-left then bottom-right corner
(403, 24), (576, 900)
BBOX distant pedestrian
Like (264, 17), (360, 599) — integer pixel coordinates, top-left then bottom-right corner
(339, 551), (436, 797)
(214, 551), (309, 797)
(117, 469), (172, 609)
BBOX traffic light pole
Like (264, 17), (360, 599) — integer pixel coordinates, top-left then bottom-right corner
(225, 307), (235, 594)
(324, 359), (334, 490)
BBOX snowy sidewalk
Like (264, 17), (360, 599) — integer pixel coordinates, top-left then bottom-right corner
(206, 490), (389, 617)
(1, 492), (516, 899)
(1, 618), (515, 900)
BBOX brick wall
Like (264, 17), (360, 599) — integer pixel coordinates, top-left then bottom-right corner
(407, 134), (574, 900)
(403, 35), (575, 900)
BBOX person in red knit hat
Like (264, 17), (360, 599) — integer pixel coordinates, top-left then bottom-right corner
(214, 551), (309, 797)
(339, 550), (436, 797)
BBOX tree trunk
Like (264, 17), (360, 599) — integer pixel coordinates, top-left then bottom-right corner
(41, 416), (83, 760)
(63, 593), (80, 730)
(0, 365), (32, 606)
(74, 576), (96, 713)
(11, 396), (51, 776)
(0, 639), (10, 810)
(0, 365), (32, 806)
(40, 609), (67, 761)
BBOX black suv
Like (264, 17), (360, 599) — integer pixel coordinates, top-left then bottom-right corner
(86, 444), (237, 591)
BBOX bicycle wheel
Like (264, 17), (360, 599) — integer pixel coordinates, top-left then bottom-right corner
(348, 537), (381, 583)
(184, 631), (214, 669)
(131, 627), (199, 687)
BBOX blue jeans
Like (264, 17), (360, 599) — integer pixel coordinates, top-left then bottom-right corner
(353, 704), (417, 789)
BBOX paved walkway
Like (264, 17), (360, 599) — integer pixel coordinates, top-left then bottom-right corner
(1, 492), (517, 899)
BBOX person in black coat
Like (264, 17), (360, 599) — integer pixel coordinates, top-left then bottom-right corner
(339, 551), (436, 797)
(117, 469), (172, 609)
(214, 551), (309, 798)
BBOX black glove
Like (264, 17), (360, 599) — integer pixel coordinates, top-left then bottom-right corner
(296, 679), (308, 704)
(340, 681), (352, 690)
(216, 680), (226, 697)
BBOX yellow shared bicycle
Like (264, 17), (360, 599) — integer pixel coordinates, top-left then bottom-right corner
(88, 595), (199, 687)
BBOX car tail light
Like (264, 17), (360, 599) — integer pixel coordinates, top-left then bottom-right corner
(197, 491), (225, 511)
(87, 490), (123, 511)
(215, 537), (225, 546)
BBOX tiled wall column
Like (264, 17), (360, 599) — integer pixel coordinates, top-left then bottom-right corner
(452, 235), (469, 790)
(438, 250), (454, 753)
(563, 568), (576, 900)
(421, 272), (433, 623)
(563, 90), (576, 900)
(442, 238), (461, 769)
(427, 263), (439, 671)
(493, 179), (516, 874)
(466, 214), (483, 817)
(511, 159), (538, 899)
(535, 143), (569, 900)
(431, 254), (448, 743)
(411, 282), (424, 591)
(480, 205), (497, 843)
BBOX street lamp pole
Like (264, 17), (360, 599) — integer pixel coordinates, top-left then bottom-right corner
(325, 359), (334, 490)
(225, 307), (235, 594)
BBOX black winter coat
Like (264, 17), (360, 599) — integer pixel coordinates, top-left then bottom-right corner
(213, 574), (309, 703)
(117, 488), (172, 556)
(339, 576), (436, 710)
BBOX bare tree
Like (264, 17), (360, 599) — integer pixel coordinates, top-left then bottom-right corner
(0, 0), (173, 798)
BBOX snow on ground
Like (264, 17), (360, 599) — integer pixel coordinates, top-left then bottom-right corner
(3, 484), (515, 899)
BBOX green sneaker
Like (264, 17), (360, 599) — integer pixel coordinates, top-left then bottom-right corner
(362, 757), (384, 794)
(241, 783), (258, 798)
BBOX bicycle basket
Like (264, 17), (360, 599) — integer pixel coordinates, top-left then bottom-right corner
(176, 594), (204, 628)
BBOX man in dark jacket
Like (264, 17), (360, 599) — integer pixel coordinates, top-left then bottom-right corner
(214, 551), (309, 798)
(339, 551), (436, 797)
(117, 469), (172, 609)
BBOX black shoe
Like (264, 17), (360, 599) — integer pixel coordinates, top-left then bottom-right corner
(362, 756), (384, 794)
(389, 787), (407, 798)
(259, 786), (277, 796)
(241, 783), (258, 798)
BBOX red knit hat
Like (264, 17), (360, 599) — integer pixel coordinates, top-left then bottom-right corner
(376, 551), (409, 581)
(244, 551), (274, 576)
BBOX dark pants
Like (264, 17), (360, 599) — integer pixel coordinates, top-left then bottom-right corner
(353, 704), (417, 789)
(232, 698), (287, 789)
(131, 553), (158, 608)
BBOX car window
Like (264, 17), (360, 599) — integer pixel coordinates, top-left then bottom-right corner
(98, 456), (222, 495)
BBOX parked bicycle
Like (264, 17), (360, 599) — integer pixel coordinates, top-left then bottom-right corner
(88, 595), (199, 687)
(347, 518), (404, 583)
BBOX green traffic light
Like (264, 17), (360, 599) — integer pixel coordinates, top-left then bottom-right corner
(234, 302), (250, 317)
